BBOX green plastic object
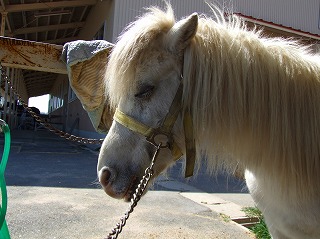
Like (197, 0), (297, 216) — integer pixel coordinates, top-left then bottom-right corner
(0, 119), (11, 239)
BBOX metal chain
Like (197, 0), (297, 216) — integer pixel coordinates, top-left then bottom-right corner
(1, 64), (163, 238)
(106, 143), (161, 239)
(0, 64), (104, 144)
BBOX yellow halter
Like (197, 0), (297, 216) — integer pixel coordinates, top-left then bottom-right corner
(113, 83), (196, 177)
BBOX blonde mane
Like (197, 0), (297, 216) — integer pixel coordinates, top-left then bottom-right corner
(183, 9), (320, 199)
(106, 5), (320, 200)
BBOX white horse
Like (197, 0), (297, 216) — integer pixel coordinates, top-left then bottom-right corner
(97, 4), (320, 239)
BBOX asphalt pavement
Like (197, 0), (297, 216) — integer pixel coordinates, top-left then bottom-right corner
(1, 129), (255, 239)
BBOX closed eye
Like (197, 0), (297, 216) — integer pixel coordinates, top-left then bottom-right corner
(134, 85), (155, 99)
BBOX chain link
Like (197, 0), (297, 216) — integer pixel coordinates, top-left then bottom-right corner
(0, 64), (104, 144)
(106, 143), (161, 239)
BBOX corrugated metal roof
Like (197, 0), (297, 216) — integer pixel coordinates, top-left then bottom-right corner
(110, 0), (320, 43)
(232, 0), (320, 36)
(235, 13), (320, 41)
(112, 0), (213, 42)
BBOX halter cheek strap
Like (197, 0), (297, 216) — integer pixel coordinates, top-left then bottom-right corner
(113, 83), (196, 177)
(113, 109), (154, 138)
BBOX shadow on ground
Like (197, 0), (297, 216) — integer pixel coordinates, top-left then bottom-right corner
(2, 129), (247, 194)
(2, 130), (100, 189)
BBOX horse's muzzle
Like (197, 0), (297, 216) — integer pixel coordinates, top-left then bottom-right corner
(98, 166), (139, 201)
(99, 167), (122, 199)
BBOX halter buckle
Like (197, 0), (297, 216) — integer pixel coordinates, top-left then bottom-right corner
(146, 130), (172, 149)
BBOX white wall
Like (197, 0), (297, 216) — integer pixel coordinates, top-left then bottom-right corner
(112, 0), (220, 42)
(110, 0), (320, 42)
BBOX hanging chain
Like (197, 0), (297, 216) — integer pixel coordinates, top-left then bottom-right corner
(1, 64), (164, 238)
(106, 143), (161, 239)
(0, 64), (104, 144)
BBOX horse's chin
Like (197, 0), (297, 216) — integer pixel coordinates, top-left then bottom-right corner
(102, 175), (148, 202)
(123, 176), (141, 202)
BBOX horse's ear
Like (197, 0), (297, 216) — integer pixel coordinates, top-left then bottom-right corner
(166, 13), (198, 53)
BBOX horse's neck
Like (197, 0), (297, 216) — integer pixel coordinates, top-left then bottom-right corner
(186, 27), (320, 200)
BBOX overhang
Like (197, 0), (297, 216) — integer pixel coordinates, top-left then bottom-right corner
(0, 0), (111, 97)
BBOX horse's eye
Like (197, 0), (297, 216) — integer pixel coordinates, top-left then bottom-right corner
(135, 85), (155, 99)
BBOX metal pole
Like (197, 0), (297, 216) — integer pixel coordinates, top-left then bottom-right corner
(3, 68), (9, 123)
(12, 68), (18, 128)
(0, 12), (6, 120)
(0, 65), (2, 119)
(8, 67), (14, 127)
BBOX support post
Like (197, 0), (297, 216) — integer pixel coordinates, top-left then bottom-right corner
(1, 12), (7, 36)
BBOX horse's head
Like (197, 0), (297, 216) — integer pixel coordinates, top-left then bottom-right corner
(97, 8), (198, 201)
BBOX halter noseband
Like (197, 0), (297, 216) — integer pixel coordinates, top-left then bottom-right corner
(113, 82), (196, 177)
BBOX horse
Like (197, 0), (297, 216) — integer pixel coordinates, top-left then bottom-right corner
(97, 4), (320, 239)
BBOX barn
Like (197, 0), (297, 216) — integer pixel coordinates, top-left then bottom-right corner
(0, 0), (319, 139)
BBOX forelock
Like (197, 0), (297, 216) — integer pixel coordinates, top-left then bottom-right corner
(105, 5), (175, 108)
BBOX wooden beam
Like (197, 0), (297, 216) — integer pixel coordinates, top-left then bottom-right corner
(13, 22), (85, 35)
(44, 36), (78, 44)
(5, 14), (11, 33)
(0, 36), (67, 74)
(23, 71), (47, 77)
(0, 0), (5, 11)
(2, 0), (97, 13)
(25, 74), (56, 82)
(0, 11), (6, 36)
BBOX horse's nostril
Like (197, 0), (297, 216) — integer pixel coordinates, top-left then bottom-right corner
(99, 167), (112, 187)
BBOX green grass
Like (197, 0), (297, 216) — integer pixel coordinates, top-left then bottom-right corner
(242, 207), (271, 239)
(219, 213), (231, 222)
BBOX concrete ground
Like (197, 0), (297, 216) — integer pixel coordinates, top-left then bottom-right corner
(1, 129), (256, 239)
